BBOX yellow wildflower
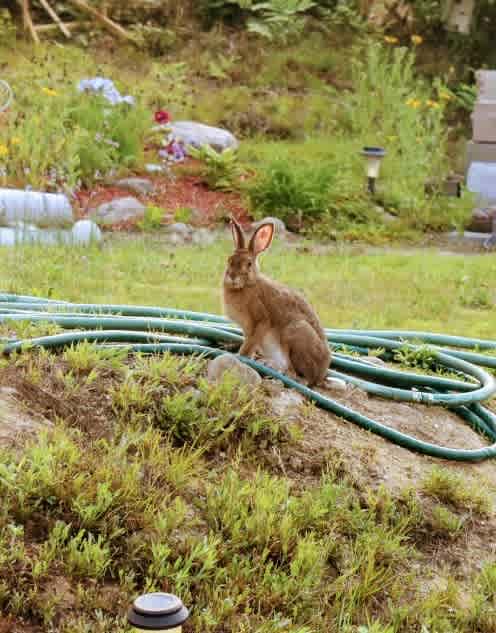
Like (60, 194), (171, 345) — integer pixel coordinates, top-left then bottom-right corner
(384, 35), (399, 44)
(406, 98), (421, 108)
(411, 34), (423, 45)
(0, 144), (8, 157)
(426, 100), (440, 108)
(439, 91), (452, 101)
(42, 87), (58, 97)
(10, 137), (21, 145)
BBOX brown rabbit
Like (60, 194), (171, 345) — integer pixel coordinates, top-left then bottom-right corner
(223, 217), (331, 386)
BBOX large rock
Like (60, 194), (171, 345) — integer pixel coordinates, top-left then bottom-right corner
(252, 216), (286, 235)
(207, 354), (261, 388)
(94, 197), (145, 225)
(115, 178), (154, 196)
(168, 121), (239, 152)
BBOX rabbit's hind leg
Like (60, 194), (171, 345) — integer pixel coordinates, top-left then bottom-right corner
(282, 321), (331, 387)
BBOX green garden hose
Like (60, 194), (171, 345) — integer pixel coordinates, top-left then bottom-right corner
(2, 293), (496, 462)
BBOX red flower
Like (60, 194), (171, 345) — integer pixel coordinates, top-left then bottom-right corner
(154, 110), (171, 125)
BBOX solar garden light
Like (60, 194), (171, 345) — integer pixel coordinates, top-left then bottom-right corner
(128, 592), (190, 632)
(361, 147), (386, 195)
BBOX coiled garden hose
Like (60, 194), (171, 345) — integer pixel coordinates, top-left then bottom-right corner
(1, 293), (496, 462)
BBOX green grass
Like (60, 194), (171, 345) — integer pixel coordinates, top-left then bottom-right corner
(1, 239), (496, 338)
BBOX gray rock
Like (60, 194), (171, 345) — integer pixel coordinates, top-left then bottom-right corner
(145, 163), (165, 174)
(363, 356), (387, 367)
(271, 390), (304, 417)
(115, 178), (154, 196)
(94, 197), (145, 225)
(252, 216), (286, 234)
(168, 121), (238, 152)
(448, 230), (491, 244)
(325, 377), (348, 391)
(376, 208), (398, 224)
(72, 220), (102, 245)
(166, 232), (185, 246)
(192, 228), (216, 247)
(207, 354), (261, 388)
(165, 222), (193, 237)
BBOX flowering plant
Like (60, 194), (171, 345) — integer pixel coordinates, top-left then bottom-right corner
(154, 110), (171, 125)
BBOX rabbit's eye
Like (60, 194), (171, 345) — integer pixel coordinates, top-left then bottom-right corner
(247, 262), (252, 268)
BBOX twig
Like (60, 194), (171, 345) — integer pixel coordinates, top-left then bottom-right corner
(35, 20), (90, 33)
(64, 0), (134, 41)
(38, 0), (71, 38)
(19, 0), (40, 43)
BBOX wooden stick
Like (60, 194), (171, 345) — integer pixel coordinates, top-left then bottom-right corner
(20, 0), (40, 43)
(38, 0), (71, 38)
(64, 0), (134, 41)
(35, 20), (91, 33)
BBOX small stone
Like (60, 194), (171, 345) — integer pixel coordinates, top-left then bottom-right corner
(363, 356), (387, 367)
(72, 220), (102, 245)
(115, 178), (154, 196)
(252, 216), (286, 234)
(145, 164), (165, 174)
(191, 228), (216, 247)
(165, 223), (193, 237)
(93, 197), (145, 225)
(376, 207), (398, 224)
(166, 232), (185, 246)
(325, 377), (348, 391)
(271, 390), (304, 417)
(207, 354), (262, 388)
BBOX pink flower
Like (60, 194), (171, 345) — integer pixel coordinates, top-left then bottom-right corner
(154, 110), (171, 125)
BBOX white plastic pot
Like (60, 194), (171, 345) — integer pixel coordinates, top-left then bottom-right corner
(0, 189), (74, 227)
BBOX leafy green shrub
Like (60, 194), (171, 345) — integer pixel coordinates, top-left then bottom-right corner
(138, 205), (165, 231)
(188, 144), (245, 191)
(0, 90), (150, 189)
(247, 159), (335, 224)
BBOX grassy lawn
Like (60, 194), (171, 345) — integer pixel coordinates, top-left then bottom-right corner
(1, 239), (496, 633)
(2, 238), (495, 337)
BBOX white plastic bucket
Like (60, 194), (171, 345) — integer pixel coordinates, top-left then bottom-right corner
(0, 189), (74, 227)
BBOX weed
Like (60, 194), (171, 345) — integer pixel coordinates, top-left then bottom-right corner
(422, 467), (492, 515)
(137, 205), (165, 231)
(428, 504), (464, 537)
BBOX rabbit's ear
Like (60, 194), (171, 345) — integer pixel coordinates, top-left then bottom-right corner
(230, 216), (246, 250)
(249, 222), (275, 256)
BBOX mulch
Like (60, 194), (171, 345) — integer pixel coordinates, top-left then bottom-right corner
(74, 158), (252, 231)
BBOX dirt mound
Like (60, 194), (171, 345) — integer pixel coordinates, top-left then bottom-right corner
(0, 385), (52, 449)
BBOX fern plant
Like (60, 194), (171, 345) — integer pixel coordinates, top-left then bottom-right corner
(248, 0), (317, 41)
(187, 145), (245, 192)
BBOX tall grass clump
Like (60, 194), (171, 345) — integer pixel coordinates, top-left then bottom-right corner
(344, 41), (471, 230)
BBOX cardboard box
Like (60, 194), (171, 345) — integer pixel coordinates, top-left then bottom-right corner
(476, 71), (496, 101)
(471, 101), (496, 142)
